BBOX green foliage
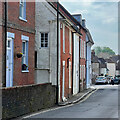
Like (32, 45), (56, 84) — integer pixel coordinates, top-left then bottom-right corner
(94, 46), (115, 56)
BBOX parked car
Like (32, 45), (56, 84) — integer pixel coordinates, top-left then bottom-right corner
(95, 76), (108, 84)
(107, 76), (113, 84)
(111, 75), (120, 85)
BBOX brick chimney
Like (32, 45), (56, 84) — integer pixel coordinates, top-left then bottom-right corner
(82, 19), (86, 28)
(72, 14), (82, 25)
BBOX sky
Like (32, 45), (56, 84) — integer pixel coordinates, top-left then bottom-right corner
(60, 0), (118, 54)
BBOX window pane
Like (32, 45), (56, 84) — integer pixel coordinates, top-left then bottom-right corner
(41, 33), (48, 48)
(41, 43), (44, 47)
(22, 42), (25, 54)
(19, 4), (22, 17)
(41, 33), (44, 38)
(45, 43), (48, 47)
(8, 41), (10, 47)
(45, 33), (48, 37)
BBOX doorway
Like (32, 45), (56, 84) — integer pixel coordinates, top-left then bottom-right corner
(6, 38), (14, 87)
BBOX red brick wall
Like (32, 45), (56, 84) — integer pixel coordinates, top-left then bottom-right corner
(6, 2), (35, 86)
(8, 2), (35, 29)
(0, 2), (5, 86)
(60, 23), (73, 101)
(80, 28), (86, 90)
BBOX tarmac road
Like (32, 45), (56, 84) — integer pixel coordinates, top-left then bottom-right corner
(24, 85), (119, 119)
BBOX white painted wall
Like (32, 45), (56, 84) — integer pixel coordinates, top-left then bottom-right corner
(92, 63), (100, 76)
(73, 33), (79, 95)
(107, 63), (116, 77)
(35, 2), (62, 86)
(100, 68), (107, 76)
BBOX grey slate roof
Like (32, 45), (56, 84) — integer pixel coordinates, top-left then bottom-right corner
(110, 55), (120, 63)
(98, 58), (107, 68)
(91, 55), (99, 63)
(105, 59), (115, 63)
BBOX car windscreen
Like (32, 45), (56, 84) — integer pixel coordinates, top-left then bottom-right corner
(97, 77), (104, 79)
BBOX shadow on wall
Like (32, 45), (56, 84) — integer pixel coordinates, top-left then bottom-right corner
(2, 83), (56, 119)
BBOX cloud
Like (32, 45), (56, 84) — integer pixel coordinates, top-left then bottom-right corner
(72, 9), (89, 15)
(102, 18), (116, 24)
(60, 1), (118, 54)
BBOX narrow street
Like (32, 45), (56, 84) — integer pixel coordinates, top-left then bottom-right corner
(24, 85), (119, 119)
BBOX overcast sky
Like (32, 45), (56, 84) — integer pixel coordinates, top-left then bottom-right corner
(60, 0), (118, 54)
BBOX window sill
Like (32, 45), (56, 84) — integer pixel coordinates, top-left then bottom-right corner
(19, 17), (27, 22)
(22, 70), (29, 73)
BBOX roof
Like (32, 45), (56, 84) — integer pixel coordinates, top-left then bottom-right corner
(91, 55), (99, 63)
(110, 55), (120, 63)
(49, 2), (86, 32)
(116, 60), (120, 70)
(98, 58), (107, 68)
(105, 59), (115, 63)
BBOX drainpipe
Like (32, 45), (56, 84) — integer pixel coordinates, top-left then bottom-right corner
(72, 32), (74, 94)
(56, 1), (59, 104)
(4, 1), (7, 87)
(79, 37), (81, 92)
(86, 40), (90, 89)
(86, 41), (88, 89)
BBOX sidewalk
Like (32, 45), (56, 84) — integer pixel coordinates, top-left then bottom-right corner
(58, 87), (97, 106)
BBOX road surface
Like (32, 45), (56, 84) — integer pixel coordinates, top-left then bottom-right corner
(24, 85), (119, 119)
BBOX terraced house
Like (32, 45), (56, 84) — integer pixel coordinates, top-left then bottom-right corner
(1, 1), (35, 87)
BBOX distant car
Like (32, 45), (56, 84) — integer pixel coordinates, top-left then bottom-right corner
(111, 76), (120, 85)
(95, 76), (108, 84)
(107, 76), (113, 84)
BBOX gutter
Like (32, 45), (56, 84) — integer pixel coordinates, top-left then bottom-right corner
(4, 1), (7, 87)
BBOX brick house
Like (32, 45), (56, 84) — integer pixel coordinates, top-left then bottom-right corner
(1, 1), (35, 87)
(53, 3), (86, 100)
(72, 14), (87, 91)
(59, 18), (73, 101)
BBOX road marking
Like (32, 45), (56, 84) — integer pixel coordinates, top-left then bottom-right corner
(23, 89), (97, 119)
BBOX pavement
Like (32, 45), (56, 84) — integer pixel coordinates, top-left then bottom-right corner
(58, 86), (97, 106)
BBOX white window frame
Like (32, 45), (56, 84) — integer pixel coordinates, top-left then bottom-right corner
(84, 41), (86, 59)
(22, 41), (26, 64)
(81, 40), (83, 58)
(21, 35), (29, 72)
(80, 65), (82, 80)
(69, 30), (71, 54)
(40, 33), (49, 48)
(19, 0), (27, 22)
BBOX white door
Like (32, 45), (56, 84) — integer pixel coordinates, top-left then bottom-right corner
(6, 38), (13, 87)
(62, 61), (65, 100)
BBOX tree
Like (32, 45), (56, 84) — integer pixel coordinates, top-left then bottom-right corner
(94, 46), (115, 56)
(102, 47), (115, 55)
